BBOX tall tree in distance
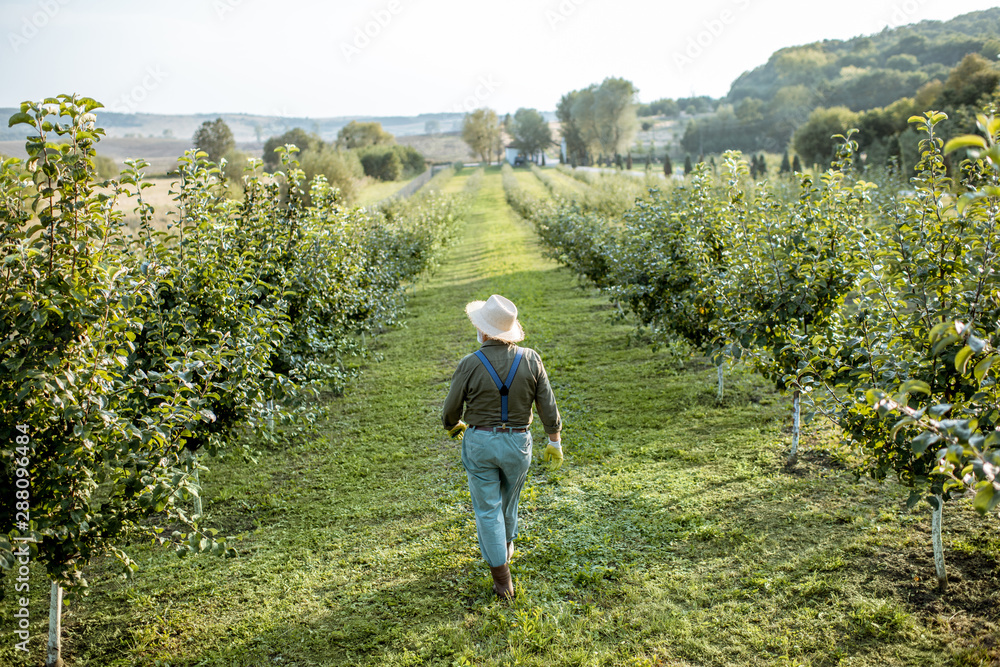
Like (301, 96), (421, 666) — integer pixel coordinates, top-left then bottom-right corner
(571, 85), (601, 161)
(594, 76), (639, 159)
(560, 78), (639, 163)
(663, 153), (673, 176)
(557, 90), (588, 165)
(262, 128), (322, 171)
(461, 108), (501, 164)
(336, 120), (394, 149)
(193, 118), (235, 163)
(793, 106), (859, 166)
(510, 108), (552, 162)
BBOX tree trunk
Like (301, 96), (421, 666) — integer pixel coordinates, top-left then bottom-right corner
(931, 495), (948, 592)
(192, 460), (203, 520)
(716, 365), (724, 403)
(786, 390), (800, 466)
(47, 582), (64, 667)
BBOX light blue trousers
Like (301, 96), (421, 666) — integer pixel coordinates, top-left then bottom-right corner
(461, 426), (532, 567)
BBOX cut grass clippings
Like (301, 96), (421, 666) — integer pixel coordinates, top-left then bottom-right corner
(3, 166), (999, 667)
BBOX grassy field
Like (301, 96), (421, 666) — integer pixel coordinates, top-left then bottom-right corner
(117, 176), (181, 232)
(398, 132), (473, 164)
(0, 137), (195, 176)
(3, 167), (999, 667)
(355, 175), (419, 207)
(440, 169), (475, 195)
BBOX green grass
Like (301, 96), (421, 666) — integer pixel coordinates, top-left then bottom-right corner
(440, 171), (470, 195)
(4, 167), (1000, 666)
(354, 175), (417, 206)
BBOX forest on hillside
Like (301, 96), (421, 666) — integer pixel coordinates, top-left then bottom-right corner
(669, 8), (1000, 164)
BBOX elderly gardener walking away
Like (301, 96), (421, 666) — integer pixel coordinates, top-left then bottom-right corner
(442, 294), (563, 599)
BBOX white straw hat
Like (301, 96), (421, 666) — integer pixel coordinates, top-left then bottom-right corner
(465, 294), (525, 343)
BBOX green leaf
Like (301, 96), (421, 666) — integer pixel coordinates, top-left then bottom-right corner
(988, 117), (1000, 139)
(974, 355), (995, 383)
(989, 487), (1000, 514)
(3, 356), (25, 372)
(929, 320), (953, 341)
(911, 431), (940, 454)
(899, 379), (931, 396)
(973, 485), (994, 514)
(931, 334), (960, 357)
(944, 135), (987, 154)
(906, 490), (922, 509)
(8, 112), (33, 128)
(928, 403), (952, 418)
(891, 416), (915, 440)
(955, 345), (974, 374)
(957, 192), (982, 215)
(864, 388), (884, 406)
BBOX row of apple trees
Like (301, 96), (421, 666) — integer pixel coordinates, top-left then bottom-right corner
(525, 110), (999, 593)
(0, 96), (466, 608)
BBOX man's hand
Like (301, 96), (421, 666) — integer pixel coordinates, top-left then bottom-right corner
(541, 439), (563, 470)
(448, 421), (468, 440)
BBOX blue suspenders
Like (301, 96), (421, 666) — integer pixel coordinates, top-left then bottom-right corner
(473, 347), (524, 425)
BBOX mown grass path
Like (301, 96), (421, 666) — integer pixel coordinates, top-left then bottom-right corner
(12, 167), (999, 667)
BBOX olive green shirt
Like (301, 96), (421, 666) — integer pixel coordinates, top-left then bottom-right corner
(442, 340), (562, 435)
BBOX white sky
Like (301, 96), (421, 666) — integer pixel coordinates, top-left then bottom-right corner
(2, 0), (998, 117)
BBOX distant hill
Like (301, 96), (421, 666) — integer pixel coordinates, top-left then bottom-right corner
(0, 109), (481, 169)
(0, 106), (558, 169)
(727, 7), (1000, 110)
(0, 108), (472, 145)
(676, 8), (1000, 159)
(0, 132), (479, 175)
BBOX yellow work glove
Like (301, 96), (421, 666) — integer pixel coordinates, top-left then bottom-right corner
(541, 439), (563, 470)
(448, 421), (468, 440)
